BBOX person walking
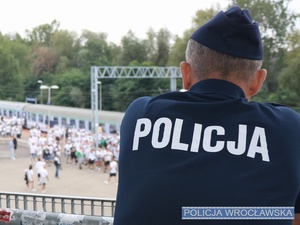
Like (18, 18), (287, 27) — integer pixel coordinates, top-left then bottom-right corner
(114, 6), (300, 225)
(9, 136), (15, 160)
(64, 140), (72, 164)
(35, 158), (46, 185)
(43, 144), (51, 166)
(54, 152), (61, 178)
(104, 156), (118, 185)
(103, 149), (113, 173)
(24, 169), (29, 188)
(75, 148), (84, 170)
(29, 142), (37, 163)
(26, 164), (36, 192)
(87, 148), (96, 172)
(13, 135), (17, 151)
(39, 164), (49, 193)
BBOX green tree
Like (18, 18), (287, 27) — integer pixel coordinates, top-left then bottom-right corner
(167, 6), (220, 91)
(275, 30), (300, 106)
(154, 28), (172, 66)
(109, 60), (170, 111)
(167, 6), (220, 67)
(167, 34), (188, 66)
(9, 34), (32, 80)
(77, 30), (115, 71)
(230, 0), (298, 93)
(5, 33), (33, 101)
(52, 30), (81, 71)
(0, 34), (26, 100)
(53, 68), (90, 107)
(118, 30), (147, 65)
(145, 28), (172, 66)
(25, 20), (60, 46)
(112, 77), (156, 111)
(32, 46), (59, 77)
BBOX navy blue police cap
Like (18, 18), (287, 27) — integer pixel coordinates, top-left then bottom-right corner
(190, 6), (263, 60)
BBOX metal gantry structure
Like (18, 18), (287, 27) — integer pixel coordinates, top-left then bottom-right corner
(90, 66), (182, 147)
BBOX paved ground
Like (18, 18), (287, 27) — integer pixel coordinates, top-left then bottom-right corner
(0, 130), (118, 199)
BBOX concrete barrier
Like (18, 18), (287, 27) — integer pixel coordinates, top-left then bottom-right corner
(0, 208), (114, 225)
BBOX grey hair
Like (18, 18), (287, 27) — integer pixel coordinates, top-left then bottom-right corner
(186, 39), (263, 83)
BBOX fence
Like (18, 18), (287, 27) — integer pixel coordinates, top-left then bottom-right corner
(0, 192), (116, 224)
(0, 209), (114, 225)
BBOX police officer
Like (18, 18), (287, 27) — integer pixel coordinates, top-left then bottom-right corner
(114, 6), (300, 225)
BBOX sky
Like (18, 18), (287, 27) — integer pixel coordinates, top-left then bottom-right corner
(0, 0), (228, 44)
(0, 0), (299, 45)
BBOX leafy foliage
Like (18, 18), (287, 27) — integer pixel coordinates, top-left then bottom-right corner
(230, 0), (298, 93)
(1, 0), (300, 110)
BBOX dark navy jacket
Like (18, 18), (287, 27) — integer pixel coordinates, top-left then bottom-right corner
(114, 79), (300, 225)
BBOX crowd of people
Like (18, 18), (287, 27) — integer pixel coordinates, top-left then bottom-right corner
(0, 113), (120, 192)
(24, 125), (120, 192)
(0, 115), (23, 160)
(0, 115), (23, 138)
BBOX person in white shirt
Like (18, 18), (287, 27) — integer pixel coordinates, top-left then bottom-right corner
(35, 158), (46, 184)
(26, 164), (36, 192)
(103, 149), (113, 173)
(64, 141), (72, 164)
(29, 142), (38, 163)
(54, 152), (61, 178)
(87, 148), (96, 172)
(39, 134), (47, 148)
(36, 143), (43, 159)
(105, 156), (118, 184)
(95, 148), (103, 171)
(39, 164), (49, 193)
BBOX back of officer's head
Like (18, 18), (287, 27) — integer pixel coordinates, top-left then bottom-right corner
(186, 6), (263, 82)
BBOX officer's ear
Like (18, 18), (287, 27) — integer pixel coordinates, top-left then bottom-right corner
(249, 69), (267, 98)
(180, 61), (193, 90)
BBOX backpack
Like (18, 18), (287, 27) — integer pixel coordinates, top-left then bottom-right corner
(24, 170), (28, 181)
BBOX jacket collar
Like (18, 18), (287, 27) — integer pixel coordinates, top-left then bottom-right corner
(189, 79), (246, 99)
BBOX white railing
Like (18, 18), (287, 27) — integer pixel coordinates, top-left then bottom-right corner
(0, 192), (116, 217)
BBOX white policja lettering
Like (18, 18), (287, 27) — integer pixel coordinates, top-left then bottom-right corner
(132, 117), (270, 162)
